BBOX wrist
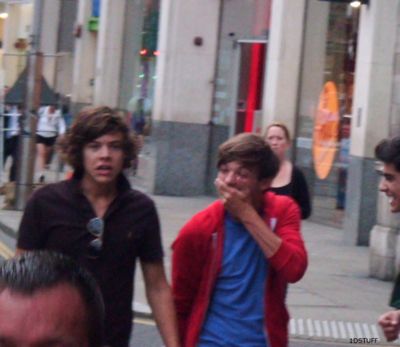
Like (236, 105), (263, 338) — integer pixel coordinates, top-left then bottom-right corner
(239, 205), (257, 223)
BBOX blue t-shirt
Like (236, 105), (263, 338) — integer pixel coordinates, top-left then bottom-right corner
(198, 213), (269, 347)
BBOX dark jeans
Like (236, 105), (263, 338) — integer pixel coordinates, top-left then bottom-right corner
(3, 135), (18, 182)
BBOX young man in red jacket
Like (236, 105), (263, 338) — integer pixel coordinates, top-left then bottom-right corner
(172, 133), (308, 347)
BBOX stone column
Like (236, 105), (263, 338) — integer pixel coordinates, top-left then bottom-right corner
(118, 0), (143, 109)
(54, 0), (77, 97)
(92, 0), (126, 107)
(40, 0), (60, 88)
(343, 1), (397, 251)
(71, 0), (97, 109)
(262, 0), (306, 135)
(142, 0), (220, 195)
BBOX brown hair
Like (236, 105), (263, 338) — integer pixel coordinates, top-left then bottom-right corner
(217, 133), (279, 180)
(64, 106), (137, 176)
(264, 122), (291, 142)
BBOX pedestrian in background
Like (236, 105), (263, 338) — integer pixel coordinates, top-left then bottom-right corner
(36, 104), (66, 183)
(3, 104), (20, 183)
(62, 103), (73, 129)
(376, 136), (400, 342)
(17, 106), (180, 347)
(172, 133), (308, 347)
(0, 251), (104, 347)
(264, 122), (311, 219)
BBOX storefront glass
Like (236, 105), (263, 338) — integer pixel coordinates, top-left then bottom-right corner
(211, 0), (272, 135)
(296, 0), (359, 228)
(123, 0), (159, 136)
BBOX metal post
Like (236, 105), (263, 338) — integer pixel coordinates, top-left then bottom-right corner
(15, 0), (43, 210)
(0, 71), (5, 186)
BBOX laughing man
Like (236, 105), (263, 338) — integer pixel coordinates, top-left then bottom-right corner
(376, 137), (400, 342)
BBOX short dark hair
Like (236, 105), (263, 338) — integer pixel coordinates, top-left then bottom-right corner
(0, 251), (104, 347)
(375, 137), (400, 172)
(217, 133), (279, 180)
(64, 106), (138, 177)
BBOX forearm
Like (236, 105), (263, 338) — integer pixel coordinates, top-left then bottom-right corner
(147, 283), (181, 347)
(239, 207), (282, 258)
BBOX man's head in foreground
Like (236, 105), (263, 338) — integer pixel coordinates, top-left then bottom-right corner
(375, 136), (400, 213)
(0, 251), (104, 347)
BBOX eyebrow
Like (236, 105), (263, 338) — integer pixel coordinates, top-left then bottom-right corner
(376, 170), (395, 179)
(89, 139), (122, 144)
(383, 173), (395, 179)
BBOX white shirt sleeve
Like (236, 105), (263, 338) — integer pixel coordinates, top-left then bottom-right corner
(57, 111), (66, 135)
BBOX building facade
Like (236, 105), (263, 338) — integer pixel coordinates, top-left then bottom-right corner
(2, 0), (400, 279)
(146, 0), (400, 279)
(146, 0), (374, 226)
(1, 0), (76, 97)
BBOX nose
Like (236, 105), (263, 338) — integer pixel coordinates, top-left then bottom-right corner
(224, 171), (237, 185)
(99, 145), (111, 157)
(269, 138), (278, 146)
(379, 178), (387, 192)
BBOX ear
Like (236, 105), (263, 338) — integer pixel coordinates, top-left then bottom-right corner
(259, 178), (272, 191)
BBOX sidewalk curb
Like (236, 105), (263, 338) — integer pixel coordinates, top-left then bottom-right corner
(0, 218), (17, 239)
(134, 309), (154, 320)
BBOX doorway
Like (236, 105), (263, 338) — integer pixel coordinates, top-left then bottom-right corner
(230, 39), (267, 136)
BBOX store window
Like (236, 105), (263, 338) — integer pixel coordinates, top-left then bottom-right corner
(122, 0), (159, 136)
(211, 0), (272, 136)
(296, 1), (359, 227)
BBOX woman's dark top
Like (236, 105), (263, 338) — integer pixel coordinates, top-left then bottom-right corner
(269, 166), (312, 219)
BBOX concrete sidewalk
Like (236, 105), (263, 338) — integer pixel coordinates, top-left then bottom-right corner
(0, 181), (397, 345)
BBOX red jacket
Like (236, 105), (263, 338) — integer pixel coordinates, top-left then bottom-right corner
(172, 192), (308, 347)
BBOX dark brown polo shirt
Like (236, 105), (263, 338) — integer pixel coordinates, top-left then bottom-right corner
(17, 174), (163, 347)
